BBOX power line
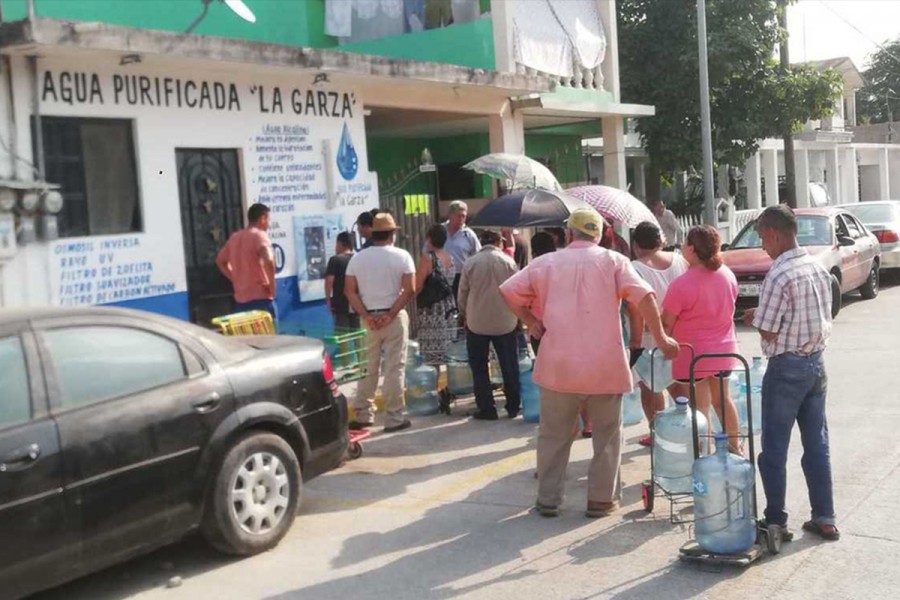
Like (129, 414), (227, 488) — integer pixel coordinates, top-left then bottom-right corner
(816, 0), (900, 67)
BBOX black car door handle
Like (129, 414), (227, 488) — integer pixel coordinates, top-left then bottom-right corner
(0, 443), (41, 472)
(192, 392), (222, 414)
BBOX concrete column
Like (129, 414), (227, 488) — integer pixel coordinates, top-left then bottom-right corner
(633, 158), (647, 200)
(841, 148), (860, 203)
(490, 0), (516, 73)
(602, 116), (627, 189)
(824, 148), (840, 205)
(488, 106), (525, 155)
(762, 149), (779, 207)
(795, 147), (810, 208)
(745, 152), (762, 209)
(878, 147), (891, 200)
(717, 164), (730, 198)
(596, 0), (620, 100)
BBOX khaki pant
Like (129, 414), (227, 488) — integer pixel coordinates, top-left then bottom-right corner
(537, 387), (623, 507)
(354, 310), (409, 428)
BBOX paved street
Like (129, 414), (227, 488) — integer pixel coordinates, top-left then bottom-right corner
(39, 277), (900, 600)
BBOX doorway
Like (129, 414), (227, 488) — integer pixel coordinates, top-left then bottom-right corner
(176, 149), (244, 325)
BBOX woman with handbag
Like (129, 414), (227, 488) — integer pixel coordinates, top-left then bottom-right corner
(415, 224), (459, 365)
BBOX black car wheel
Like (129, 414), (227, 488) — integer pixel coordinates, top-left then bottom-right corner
(202, 432), (302, 555)
(830, 274), (842, 319)
(859, 265), (879, 300)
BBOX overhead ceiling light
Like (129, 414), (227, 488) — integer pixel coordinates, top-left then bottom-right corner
(510, 93), (543, 110)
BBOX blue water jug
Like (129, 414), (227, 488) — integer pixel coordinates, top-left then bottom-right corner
(692, 433), (757, 554)
(519, 352), (540, 423)
(738, 357), (765, 433)
(729, 373), (747, 430)
(446, 339), (474, 396)
(406, 360), (440, 416)
(622, 387), (643, 426)
(653, 396), (708, 494)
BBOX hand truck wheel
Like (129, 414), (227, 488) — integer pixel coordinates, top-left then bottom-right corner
(347, 441), (363, 460)
(766, 524), (783, 554)
(641, 480), (655, 513)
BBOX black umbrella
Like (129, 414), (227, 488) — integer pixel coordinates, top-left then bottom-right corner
(469, 189), (592, 228)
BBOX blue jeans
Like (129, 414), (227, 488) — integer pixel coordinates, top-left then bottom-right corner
(758, 351), (835, 527)
(234, 299), (278, 330)
(466, 328), (521, 417)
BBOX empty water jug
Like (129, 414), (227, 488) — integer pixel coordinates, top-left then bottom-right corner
(622, 387), (643, 426)
(406, 360), (440, 416)
(446, 339), (474, 396)
(520, 353), (540, 423)
(634, 350), (674, 393)
(729, 373), (747, 430)
(692, 433), (756, 554)
(653, 396), (708, 494)
(737, 357), (765, 433)
(490, 354), (504, 386)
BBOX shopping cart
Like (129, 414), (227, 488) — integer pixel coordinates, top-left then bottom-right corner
(280, 323), (369, 385)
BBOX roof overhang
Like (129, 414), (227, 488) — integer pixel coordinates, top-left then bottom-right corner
(0, 18), (554, 116)
(514, 87), (655, 120)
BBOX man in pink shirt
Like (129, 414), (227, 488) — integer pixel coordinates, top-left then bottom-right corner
(216, 203), (277, 322)
(500, 208), (678, 518)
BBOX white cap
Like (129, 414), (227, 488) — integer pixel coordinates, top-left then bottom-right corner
(675, 396), (690, 405)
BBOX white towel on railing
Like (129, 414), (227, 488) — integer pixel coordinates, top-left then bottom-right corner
(511, 0), (573, 78)
(548, 0), (606, 70)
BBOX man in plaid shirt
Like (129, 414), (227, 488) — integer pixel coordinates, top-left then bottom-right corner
(743, 205), (838, 541)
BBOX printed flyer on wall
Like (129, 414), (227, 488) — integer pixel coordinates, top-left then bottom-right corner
(294, 213), (343, 302)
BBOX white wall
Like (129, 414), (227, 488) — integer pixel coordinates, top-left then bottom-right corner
(0, 54), (379, 314)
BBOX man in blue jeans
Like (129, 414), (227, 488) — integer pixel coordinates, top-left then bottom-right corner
(744, 205), (839, 541)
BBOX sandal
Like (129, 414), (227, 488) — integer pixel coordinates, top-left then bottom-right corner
(802, 520), (840, 541)
(638, 435), (652, 447)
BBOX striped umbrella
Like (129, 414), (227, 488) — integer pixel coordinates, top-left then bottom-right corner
(566, 185), (659, 229)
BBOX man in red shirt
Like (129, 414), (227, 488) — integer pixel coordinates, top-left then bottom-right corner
(216, 203), (277, 322)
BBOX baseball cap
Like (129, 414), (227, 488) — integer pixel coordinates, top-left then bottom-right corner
(565, 207), (604, 238)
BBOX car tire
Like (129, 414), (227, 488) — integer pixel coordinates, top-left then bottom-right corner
(830, 274), (842, 319)
(859, 265), (879, 300)
(202, 432), (302, 556)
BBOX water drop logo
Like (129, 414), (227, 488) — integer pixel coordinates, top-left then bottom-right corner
(336, 122), (358, 181)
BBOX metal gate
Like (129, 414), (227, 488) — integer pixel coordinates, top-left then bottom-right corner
(379, 169), (438, 338)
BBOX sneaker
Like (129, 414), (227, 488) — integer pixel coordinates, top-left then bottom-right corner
(534, 502), (560, 517)
(585, 501), (619, 519)
(383, 419), (412, 433)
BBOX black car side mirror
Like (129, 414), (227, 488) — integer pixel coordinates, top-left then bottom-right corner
(721, 243), (731, 251)
(838, 235), (855, 247)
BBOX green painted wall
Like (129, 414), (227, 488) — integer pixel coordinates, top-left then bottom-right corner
(340, 20), (495, 70)
(525, 134), (587, 185)
(4, 0), (336, 48)
(368, 133), (492, 198)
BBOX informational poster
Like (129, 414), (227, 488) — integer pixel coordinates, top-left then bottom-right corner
(293, 214), (344, 302)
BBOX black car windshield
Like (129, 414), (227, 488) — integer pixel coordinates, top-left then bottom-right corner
(731, 215), (833, 249)
(844, 203), (899, 224)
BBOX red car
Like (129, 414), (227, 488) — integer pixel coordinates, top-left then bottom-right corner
(722, 207), (881, 318)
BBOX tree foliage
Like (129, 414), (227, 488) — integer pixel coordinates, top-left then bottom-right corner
(857, 39), (900, 124)
(618, 0), (842, 173)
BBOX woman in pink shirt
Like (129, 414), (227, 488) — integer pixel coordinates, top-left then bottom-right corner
(662, 225), (741, 451)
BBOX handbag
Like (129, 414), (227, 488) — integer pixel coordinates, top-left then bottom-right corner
(417, 252), (454, 309)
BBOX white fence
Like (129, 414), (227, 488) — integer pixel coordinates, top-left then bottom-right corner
(675, 207), (761, 244)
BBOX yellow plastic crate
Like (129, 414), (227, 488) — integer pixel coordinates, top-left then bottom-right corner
(211, 311), (275, 336)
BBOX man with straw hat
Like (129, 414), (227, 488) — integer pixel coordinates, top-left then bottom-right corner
(500, 207), (679, 518)
(345, 213), (416, 433)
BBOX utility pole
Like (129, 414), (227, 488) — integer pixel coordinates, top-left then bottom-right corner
(778, 1), (797, 208)
(697, 0), (717, 226)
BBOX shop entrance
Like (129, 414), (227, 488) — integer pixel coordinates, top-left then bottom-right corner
(175, 149), (244, 325)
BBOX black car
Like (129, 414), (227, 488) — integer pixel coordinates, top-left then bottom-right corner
(0, 307), (348, 598)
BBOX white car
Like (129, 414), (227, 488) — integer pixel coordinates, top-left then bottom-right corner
(839, 201), (900, 273)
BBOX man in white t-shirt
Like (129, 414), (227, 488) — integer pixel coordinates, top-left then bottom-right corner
(649, 197), (684, 248)
(345, 213), (417, 432)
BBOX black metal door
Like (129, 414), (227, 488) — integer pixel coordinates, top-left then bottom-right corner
(176, 149), (244, 326)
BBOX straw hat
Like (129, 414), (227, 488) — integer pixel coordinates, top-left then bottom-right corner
(371, 213), (400, 232)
